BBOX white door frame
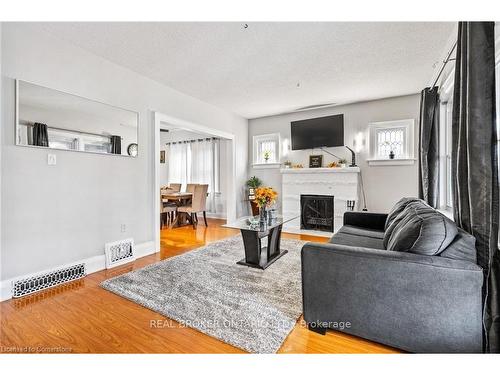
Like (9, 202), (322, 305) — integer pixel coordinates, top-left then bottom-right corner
(153, 111), (236, 251)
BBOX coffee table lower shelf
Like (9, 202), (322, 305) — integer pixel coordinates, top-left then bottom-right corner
(237, 249), (288, 270)
(236, 224), (287, 270)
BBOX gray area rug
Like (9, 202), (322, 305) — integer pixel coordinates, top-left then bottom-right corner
(101, 235), (307, 353)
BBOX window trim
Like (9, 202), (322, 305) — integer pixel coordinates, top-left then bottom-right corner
(367, 119), (415, 165)
(252, 133), (281, 167)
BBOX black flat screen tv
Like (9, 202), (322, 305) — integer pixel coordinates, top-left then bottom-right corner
(291, 114), (344, 150)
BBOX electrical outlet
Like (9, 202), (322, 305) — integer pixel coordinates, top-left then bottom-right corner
(47, 154), (57, 165)
(120, 224), (127, 233)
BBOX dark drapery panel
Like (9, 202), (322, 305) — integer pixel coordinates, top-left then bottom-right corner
(418, 87), (440, 208)
(452, 21), (499, 353)
(32, 122), (49, 147)
(110, 135), (121, 154)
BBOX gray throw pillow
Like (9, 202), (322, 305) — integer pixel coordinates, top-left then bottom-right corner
(386, 204), (458, 256)
(384, 197), (421, 230)
(383, 198), (423, 248)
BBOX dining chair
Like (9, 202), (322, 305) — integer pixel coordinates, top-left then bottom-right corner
(161, 186), (175, 195)
(168, 183), (182, 192)
(177, 184), (209, 229)
(160, 191), (177, 228)
(186, 183), (197, 193)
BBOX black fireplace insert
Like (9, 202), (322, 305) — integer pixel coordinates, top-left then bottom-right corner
(300, 194), (334, 232)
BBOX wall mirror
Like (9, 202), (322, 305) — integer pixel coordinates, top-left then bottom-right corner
(16, 80), (139, 157)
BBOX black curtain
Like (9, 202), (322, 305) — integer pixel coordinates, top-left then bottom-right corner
(32, 122), (49, 147)
(418, 87), (440, 208)
(452, 21), (499, 353)
(110, 135), (121, 154)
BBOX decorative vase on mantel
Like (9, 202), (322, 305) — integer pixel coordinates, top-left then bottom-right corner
(389, 150), (395, 159)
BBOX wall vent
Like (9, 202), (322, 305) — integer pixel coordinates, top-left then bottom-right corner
(105, 238), (135, 269)
(293, 102), (337, 112)
(12, 263), (86, 298)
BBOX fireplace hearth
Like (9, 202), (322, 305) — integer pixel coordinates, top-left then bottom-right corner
(300, 194), (335, 232)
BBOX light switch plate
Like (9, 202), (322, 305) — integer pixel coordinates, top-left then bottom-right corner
(47, 154), (57, 165)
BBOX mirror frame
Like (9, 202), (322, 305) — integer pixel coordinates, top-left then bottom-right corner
(15, 79), (140, 158)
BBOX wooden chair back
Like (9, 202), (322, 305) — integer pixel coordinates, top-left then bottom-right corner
(186, 183), (197, 193)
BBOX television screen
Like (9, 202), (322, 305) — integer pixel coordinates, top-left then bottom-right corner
(291, 114), (344, 150)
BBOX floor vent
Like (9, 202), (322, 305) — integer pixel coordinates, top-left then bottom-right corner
(12, 263), (86, 298)
(105, 238), (135, 269)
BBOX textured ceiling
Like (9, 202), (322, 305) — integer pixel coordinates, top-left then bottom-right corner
(33, 22), (454, 119)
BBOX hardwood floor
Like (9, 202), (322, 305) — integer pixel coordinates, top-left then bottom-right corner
(0, 219), (399, 353)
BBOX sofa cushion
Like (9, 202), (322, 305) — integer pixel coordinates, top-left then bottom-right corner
(439, 228), (477, 263)
(329, 231), (385, 250)
(383, 199), (423, 247)
(384, 197), (421, 230)
(339, 225), (385, 239)
(386, 202), (458, 255)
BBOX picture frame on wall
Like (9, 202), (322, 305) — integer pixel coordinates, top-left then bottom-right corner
(160, 150), (166, 164)
(309, 154), (323, 168)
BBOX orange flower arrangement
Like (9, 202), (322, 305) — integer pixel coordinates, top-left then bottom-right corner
(253, 187), (278, 208)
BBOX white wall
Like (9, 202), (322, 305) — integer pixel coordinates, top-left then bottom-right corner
(1, 23), (248, 281)
(159, 131), (171, 187)
(248, 94), (420, 213)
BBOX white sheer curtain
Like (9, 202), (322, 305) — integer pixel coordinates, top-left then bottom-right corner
(166, 142), (191, 188)
(190, 138), (217, 212)
(190, 139), (214, 189)
(166, 138), (220, 213)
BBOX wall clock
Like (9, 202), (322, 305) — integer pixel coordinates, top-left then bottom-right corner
(127, 143), (138, 157)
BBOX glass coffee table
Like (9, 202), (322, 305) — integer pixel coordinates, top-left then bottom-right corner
(224, 215), (298, 270)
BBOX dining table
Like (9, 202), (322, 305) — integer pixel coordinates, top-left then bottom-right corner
(161, 192), (193, 204)
(161, 192), (193, 228)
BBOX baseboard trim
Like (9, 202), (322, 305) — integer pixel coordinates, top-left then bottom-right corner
(205, 213), (227, 220)
(0, 240), (157, 302)
(135, 241), (156, 258)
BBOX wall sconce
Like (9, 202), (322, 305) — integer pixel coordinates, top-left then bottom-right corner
(353, 132), (365, 153)
(282, 138), (290, 157)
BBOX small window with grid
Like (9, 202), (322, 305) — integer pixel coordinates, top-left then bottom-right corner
(368, 119), (414, 163)
(375, 127), (406, 159)
(253, 133), (280, 165)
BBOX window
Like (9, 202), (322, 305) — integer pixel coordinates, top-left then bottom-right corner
(376, 127), (406, 159)
(81, 134), (112, 154)
(46, 128), (112, 154)
(368, 119), (414, 165)
(252, 133), (280, 167)
(444, 97), (453, 208)
(165, 138), (221, 213)
(439, 68), (455, 210)
(438, 48), (500, 213)
(47, 129), (79, 150)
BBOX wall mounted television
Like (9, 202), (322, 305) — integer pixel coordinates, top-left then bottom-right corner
(290, 114), (344, 150)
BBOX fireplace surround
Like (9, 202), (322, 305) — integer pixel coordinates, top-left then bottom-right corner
(281, 167), (360, 235)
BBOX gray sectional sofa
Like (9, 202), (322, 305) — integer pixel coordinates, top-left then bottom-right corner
(301, 198), (484, 353)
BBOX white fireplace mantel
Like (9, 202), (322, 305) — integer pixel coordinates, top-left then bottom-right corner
(280, 167), (360, 174)
(281, 167), (361, 236)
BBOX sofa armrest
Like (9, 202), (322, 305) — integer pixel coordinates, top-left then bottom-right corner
(301, 242), (483, 353)
(343, 211), (388, 230)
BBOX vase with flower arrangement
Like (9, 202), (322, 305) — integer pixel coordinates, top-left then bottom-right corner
(253, 187), (278, 224)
